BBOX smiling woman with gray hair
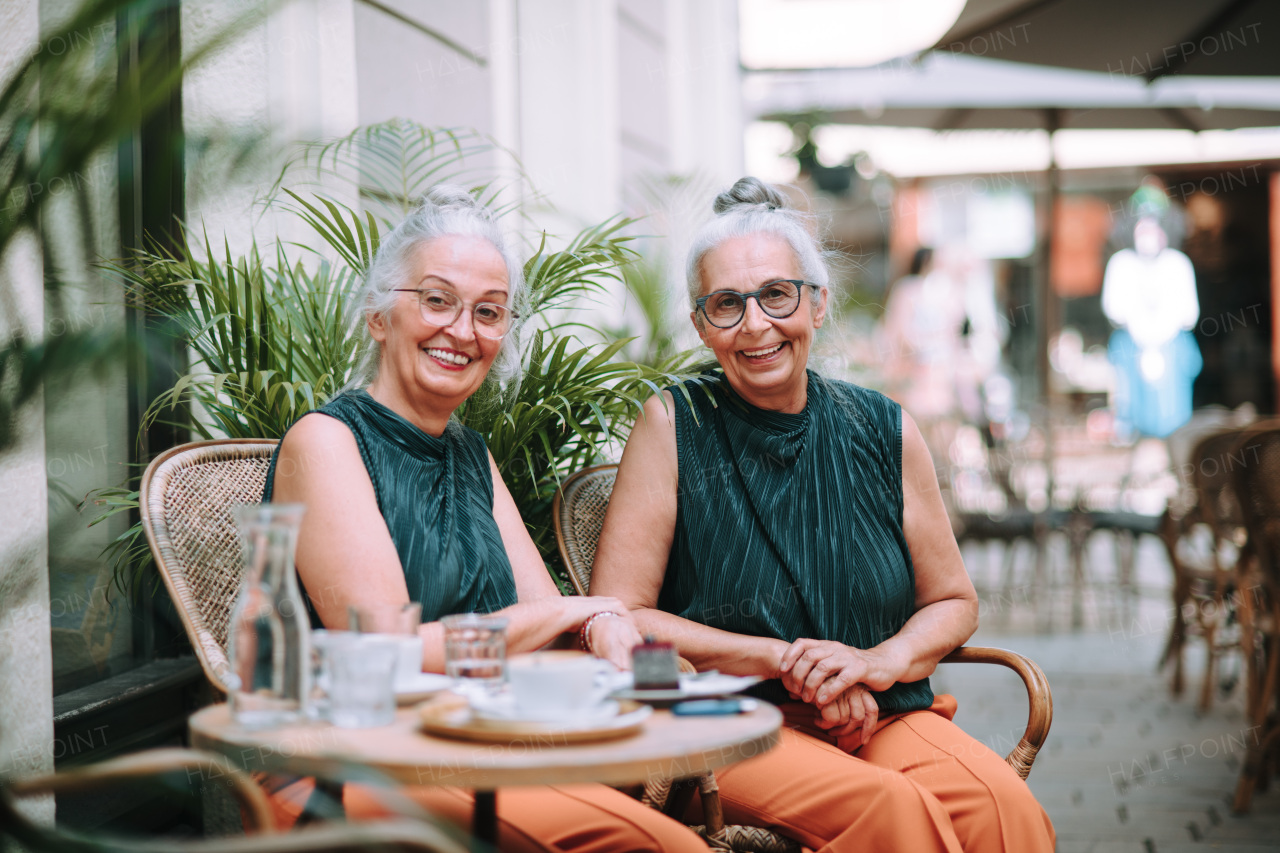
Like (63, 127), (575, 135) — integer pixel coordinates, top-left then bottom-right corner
(592, 177), (1055, 852)
(262, 186), (707, 852)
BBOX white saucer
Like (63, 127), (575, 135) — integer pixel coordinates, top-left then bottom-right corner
(395, 672), (454, 704)
(469, 693), (621, 725)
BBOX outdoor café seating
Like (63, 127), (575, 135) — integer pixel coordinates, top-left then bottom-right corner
(1229, 421), (1280, 813)
(130, 441), (1053, 848)
(1159, 427), (1255, 711)
(138, 439), (785, 847)
(937, 416), (1162, 632)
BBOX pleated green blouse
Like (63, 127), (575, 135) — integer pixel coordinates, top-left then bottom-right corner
(263, 389), (517, 625)
(662, 371), (933, 714)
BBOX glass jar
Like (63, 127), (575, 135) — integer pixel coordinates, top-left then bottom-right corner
(227, 503), (310, 727)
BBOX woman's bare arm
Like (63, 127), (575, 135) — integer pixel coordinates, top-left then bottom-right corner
(889, 409), (980, 672)
(591, 392), (790, 677)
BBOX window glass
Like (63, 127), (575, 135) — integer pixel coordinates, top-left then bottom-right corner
(44, 151), (136, 694)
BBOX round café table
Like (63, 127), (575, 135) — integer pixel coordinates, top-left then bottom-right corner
(189, 702), (782, 847)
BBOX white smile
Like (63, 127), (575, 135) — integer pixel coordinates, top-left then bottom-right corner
(742, 342), (785, 358)
(425, 347), (472, 366)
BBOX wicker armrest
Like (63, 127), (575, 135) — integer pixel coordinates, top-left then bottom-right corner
(166, 820), (469, 853)
(941, 646), (1053, 780)
(3, 749), (472, 853)
(4, 748), (276, 834)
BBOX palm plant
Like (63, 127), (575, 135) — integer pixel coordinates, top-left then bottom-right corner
(94, 119), (703, 593)
(610, 257), (683, 366)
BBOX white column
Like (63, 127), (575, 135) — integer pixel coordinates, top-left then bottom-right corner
(184, 0), (359, 255)
(669, 0), (743, 184)
(515, 0), (620, 229)
(488, 0), (527, 222)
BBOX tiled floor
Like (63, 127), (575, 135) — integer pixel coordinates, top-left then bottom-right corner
(940, 532), (1280, 852)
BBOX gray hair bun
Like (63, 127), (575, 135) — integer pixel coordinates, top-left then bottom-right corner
(712, 176), (789, 215)
(419, 185), (487, 215)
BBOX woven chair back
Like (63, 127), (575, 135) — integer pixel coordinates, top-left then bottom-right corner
(552, 464), (619, 595)
(1191, 429), (1250, 536)
(1232, 426), (1280, 589)
(139, 439), (280, 693)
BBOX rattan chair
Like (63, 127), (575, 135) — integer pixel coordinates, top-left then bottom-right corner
(553, 464), (1053, 850)
(1, 748), (468, 853)
(140, 439), (281, 694)
(1230, 423), (1280, 813)
(1161, 429), (1255, 710)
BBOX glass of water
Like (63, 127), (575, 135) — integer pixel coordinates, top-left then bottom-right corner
(348, 602), (423, 691)
(441, 613), (508, 698)
(327, 634), (398, 728)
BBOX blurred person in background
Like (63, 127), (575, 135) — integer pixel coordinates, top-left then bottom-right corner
(1102, 215), (1202, 439)
(879, 245), (1004, 450)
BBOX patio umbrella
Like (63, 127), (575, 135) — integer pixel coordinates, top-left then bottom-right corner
(749, 53), (1280, 408)
(749, 53), (1280, 132)
(931, 0), (1280, 80)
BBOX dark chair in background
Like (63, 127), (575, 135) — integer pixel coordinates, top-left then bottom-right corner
(1160, 429), (1253, 710)
(1230, 423), (1280, 813)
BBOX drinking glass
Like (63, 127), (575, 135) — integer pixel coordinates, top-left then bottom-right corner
(442, 613), (508, 698)
(348, 602), (423, 689)
(328, 634), (398, 728)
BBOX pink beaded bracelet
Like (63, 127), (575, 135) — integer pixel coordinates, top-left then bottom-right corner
(579, 610), (622, 654)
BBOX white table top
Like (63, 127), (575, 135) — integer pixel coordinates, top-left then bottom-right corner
(189, 701), (782, 789)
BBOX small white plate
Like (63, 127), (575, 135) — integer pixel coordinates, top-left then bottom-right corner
(608, 672), (762, 702)
(395, 672), (454, 705)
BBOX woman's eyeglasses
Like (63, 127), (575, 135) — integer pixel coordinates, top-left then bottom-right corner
(695, 280), (821, 329)
(393, 288), (517, 339)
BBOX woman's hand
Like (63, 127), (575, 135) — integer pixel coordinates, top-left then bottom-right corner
(587, 613), (643, 671)
(534, 595), (632, 635)
(810, 684), (880, 746)
(779, 638), (904, 704)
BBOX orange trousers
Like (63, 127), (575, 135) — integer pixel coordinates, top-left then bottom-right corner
(691, 694), (1055, 853)
(268, 777), (707, 853)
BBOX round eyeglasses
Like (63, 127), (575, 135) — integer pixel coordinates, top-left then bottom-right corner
(694, 279), (821, 329)
(393, 288), (517, 339)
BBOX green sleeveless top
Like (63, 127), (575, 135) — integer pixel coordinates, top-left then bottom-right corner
(263, 389), (517, 624)
(663, 371), (933, 714)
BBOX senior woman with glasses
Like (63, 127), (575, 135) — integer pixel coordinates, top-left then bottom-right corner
(592, 177), (1055, 853)
(262, 187), (707, 853)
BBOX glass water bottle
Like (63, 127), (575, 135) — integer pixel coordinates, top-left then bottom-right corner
(228, 503), (310, 727)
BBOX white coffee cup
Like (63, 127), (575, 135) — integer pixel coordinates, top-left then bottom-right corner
(507, 651), (611, 717)
(392, 635), (424, 688)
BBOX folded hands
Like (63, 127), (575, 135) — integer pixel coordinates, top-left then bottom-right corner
(779, 639), (908, 746)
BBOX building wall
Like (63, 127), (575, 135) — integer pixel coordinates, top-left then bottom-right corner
(183, 0), (359, 253)
(346, 0), (742, 227)
(0, 0), (55, 825)
(180, 0), (745, 252)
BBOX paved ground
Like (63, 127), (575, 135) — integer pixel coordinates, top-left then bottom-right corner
(940, 533), (1280, 852)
